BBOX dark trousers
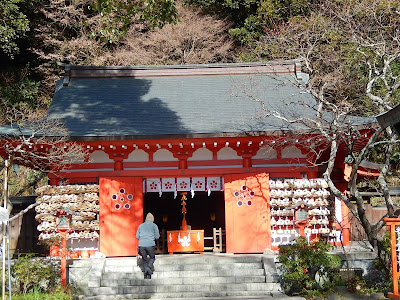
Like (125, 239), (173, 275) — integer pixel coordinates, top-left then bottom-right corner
(139, 246), (156, 273)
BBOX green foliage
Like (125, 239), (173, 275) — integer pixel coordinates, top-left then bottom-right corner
(11, 254), (60, 295)
(346, 274), (391, 295)
(0, 0), (179, 115)
(0, 0), (30, 58)
(389, 148), (400, 170)
(346, 276), (368, 294)
(373, 230), (392, 277)
(237, 51), (258, 62)
(0, 70), (40, 114)
(229, 15), (262, 44)
(91, 0), (177, 44)
(183, 0), (261, 44)
(139, 0), (178, 28)
(257, 0), (316, 26)
(8, 167), (45, 196)
(252, 0), (400, 116)
(277, 237), (341, 295)
(12, 287), (72, 300)
(365, 134), (400, 170)
(184, 0), (316, 44)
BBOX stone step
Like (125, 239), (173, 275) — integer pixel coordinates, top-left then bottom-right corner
(103, 254), (262, 266)
(90, 282), (278, 294)
(153, 254), (263, 264)
(84, 289), (281, 300)
(82, 254), (282, 299)
(100, 275), (267, 286)
(104, 261), (262, 273)
(102, 268), (265, 279)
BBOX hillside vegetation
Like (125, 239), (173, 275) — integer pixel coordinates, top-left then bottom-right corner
(1, 0), (400, 198)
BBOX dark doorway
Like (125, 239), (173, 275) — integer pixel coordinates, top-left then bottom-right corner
(143, 191), (225, 238)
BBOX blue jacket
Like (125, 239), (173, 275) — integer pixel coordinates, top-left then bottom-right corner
(136, 221), (160, 247)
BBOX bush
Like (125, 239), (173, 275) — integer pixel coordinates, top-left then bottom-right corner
(12, 287), (72, 300)
(277, 237), (341, 296)
(11, 254), (60, 295)
(346, 274), (391, 295)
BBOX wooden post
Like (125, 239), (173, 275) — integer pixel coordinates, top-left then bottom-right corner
(60, 230), (67, 287)
(2, 159), (9, 300)
(384, 218), (400, 300)
(297, 221), (307, 237)
(56, 210), (72, 289)
(2, 227), (5, 300)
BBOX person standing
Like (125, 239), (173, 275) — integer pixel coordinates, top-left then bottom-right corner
(136, 212), (160, 279)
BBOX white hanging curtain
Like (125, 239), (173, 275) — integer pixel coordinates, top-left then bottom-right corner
(177, 178), (191, 191)
(144, 177), (224, 193)
(145, 178), (161, 193)
(161, 178), (176, 192)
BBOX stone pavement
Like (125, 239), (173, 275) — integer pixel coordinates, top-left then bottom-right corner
(74, 295), (306, 300)
(142, 297), (306, 300)
(141, 291), (389, 300)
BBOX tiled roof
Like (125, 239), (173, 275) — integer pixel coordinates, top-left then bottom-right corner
(46, 62), (375, 139)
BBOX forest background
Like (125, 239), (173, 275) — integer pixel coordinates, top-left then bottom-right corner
(1, 0), (400, 214)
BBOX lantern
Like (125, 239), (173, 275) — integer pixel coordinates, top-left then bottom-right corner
(56, 211), (71, 231)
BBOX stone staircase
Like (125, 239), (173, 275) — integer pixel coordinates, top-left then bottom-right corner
(79, 254), (283, 299)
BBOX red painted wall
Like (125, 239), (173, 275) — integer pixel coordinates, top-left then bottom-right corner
(99, 177), (143, 256)
(224, 173), (270, 253)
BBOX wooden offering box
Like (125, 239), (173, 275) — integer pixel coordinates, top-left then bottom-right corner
(167, 230), (204, 254)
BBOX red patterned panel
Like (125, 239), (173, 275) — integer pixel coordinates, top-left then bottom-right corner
(224, 173), (270, 253)
(99, 177), (143, 256)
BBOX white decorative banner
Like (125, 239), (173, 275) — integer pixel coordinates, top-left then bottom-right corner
(162, 178), (176, 192)
(146, 178), (161, 193)
(144, 177), (224, 193)
(191, 177), (206, 191)
(177, 178), (191, 191)
(207, 177), (223, 191)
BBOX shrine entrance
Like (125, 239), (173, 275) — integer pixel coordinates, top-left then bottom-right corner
(99, 173), (271, 256)
(143, 191), (225, 252)
(142, 173), (271, 254)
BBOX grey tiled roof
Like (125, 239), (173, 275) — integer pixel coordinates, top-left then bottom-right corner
(45, 62), (375, 139)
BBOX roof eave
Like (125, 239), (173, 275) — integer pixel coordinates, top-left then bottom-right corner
(65, 129), (316, 142)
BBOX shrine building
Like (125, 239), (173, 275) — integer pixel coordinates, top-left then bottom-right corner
(4, 61), (377, 256)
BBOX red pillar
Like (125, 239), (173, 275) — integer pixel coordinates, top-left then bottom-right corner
(60, 230), (67, 288)
(179, 158), (187, 169)
(242, 155), (252, 168)
(336, 183), (350, 246)
(114, 158), (123, 171)
(384, 218), (400, 300)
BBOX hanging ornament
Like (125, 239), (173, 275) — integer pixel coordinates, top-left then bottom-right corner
(181, 192), (188, 230)
(190, 178), (195, 198)
(207, 179), (211, 196)
(174, 180), (178, 199)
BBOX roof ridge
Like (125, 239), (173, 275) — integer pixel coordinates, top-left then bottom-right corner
(58, 61), (302, 84)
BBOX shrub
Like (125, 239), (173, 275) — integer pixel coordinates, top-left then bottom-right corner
(11, 254), (60, 295)
(346, 274), (391, 295)
(12, 287), (72, 300)
(277, 237), (341, 295)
